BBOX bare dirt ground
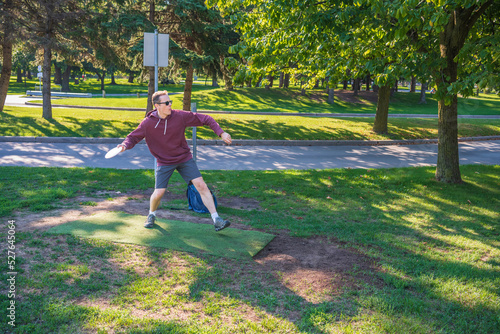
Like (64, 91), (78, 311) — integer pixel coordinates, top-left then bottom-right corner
(334, 89), (379, 104)
(11, 190), (381, 303)
(307, 89), (379, 105)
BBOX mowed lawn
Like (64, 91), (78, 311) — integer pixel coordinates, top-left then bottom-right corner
(2, 78), (499, 333)
(0, 165), (499, 333)
(25, 86), (500, 115)
(1, 106), (500, 140)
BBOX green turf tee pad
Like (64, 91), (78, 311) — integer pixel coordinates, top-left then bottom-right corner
(47, 212), (275, 259)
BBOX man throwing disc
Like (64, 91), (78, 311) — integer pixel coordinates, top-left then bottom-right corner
(116, 90), (232, 232)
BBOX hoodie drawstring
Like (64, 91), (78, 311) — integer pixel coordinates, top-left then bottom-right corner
(154, 118), (168, 135)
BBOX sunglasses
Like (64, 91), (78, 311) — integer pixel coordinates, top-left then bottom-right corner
(157, 100), (173, 106)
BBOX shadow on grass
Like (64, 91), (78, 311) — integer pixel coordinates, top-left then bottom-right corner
(0, 112), (137, 138)
(2, 165), (499, 333)
(199, 166), (500, 332)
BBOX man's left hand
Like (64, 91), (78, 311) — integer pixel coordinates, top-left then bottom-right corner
(221, 132), (232, 145)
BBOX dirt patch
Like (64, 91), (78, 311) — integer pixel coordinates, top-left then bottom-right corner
(335, 89), (378, 104)
(11, 193), (380, 306)
(254, 234), (381, 303)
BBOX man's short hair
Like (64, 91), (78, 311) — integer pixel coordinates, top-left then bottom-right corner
(152, 90), (168, 105)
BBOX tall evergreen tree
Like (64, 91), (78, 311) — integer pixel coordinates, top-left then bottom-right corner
(0, 0), (16, 112)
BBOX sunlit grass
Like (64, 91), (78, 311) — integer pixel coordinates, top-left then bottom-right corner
(21, 86), (500, 115)
(1, 106), (500, 140)
(1, 165), (499, 333)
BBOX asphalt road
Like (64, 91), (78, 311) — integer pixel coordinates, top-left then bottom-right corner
(1, 140), (499, 170)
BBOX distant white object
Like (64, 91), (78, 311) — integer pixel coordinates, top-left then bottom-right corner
(105, 146), (122, 159)
(38, 65), (42, 71)
(37, 73), (42, 78)
(143, 32), (169, 67)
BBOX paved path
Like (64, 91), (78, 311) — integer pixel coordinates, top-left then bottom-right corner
(3, 94), (499, 170)
(1, 140), (498, 170)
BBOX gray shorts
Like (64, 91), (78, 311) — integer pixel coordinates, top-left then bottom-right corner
(155, 159), (202, 189)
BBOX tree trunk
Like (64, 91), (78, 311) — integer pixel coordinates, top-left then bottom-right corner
(100, 71), (105, 91)
(327, 87), (335, 104)
(436, 35), (462, 183)
(16, 68), (23, 83)
(110, 71), (117, 85)
(42, 44), (52, 120)
(353, 78), (359, 96)
(279, 72), (284, 88)
(366, 74), (371, 91)
(283, 73), (290, 88)
(373, 84), (391, 134)
(255, 76), (262, 88)
(434, 1), (494, 184)
(61, 66), (71, 92)
(436, 94), (461, 183)
(146, 67), (154, 114)
(410, 76), (416, 92)
(419, 82), (427, 104)
(54, 65), (62, 84)
(183, 62), (194, 111)
(212, 75), (219, 87)
(27, 69), (32, 80)
(220, 55), (233, 91)
(265, 74), (273, 90)
(128, 72), (135, 83)
(394, 79), (398, 92)
(0, 36), (13, 112)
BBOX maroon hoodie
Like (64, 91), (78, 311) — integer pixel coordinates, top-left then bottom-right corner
(121, 109), (224, 166)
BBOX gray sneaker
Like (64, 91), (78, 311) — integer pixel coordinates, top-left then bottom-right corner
(214, 216), (230, 232)
(144, 214), (156, 228)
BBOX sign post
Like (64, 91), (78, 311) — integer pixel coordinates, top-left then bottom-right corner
(144, 30), (170, 169)
(191, 102), (197, 162)
(37, 65), (42, 91)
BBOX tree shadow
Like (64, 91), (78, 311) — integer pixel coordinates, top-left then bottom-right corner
(6, 166), (500, 333)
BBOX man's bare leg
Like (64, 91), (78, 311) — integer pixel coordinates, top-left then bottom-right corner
(150, 188), (166, 212)
(145, 188), (166, 228)
(190, 177), (216, 213)
(191, 177), (230, 231)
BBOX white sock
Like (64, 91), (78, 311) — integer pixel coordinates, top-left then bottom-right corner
(211, 212), (220, 223)
(149, 210), (156, 216)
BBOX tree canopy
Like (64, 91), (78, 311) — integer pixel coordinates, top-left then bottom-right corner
(209, 0), (499, 183)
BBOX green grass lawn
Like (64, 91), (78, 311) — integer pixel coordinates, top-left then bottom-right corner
(7, 76), (217, 95)
(0, 165), (499, 333)
(24, 87), (500, 116)
(1, 106), (500, 140)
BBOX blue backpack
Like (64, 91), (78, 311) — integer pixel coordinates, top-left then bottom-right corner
(187, 182), (217, 213)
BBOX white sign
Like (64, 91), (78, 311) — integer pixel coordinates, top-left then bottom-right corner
(37, 73), (43, 78)
(143, 33), (169, 67)
(38, 65), (42, 72)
